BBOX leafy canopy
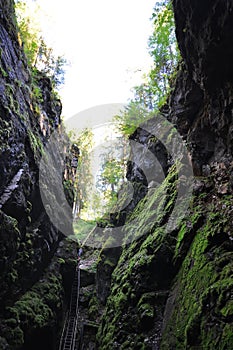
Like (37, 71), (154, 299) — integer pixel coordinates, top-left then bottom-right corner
(114, 0), (180, 136)
(71, 129), (94, 218)
(15, 1), (67, 89)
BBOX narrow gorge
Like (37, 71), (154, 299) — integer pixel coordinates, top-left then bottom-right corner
(0, 1), (233, 350)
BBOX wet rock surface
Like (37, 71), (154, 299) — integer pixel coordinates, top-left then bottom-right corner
(95, 1), (233, 349)
(0, 0), (233, 349)
(0, 238), (77, 350)
(169, 0), (233, 174)
(0, 1), (75, 348)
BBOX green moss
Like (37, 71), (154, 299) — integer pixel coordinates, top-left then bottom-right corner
(7, 268), (18, 283)
(5, 318), (18, 327)
(123, 163), (180, 246)
(103, 258), (116, 267)
(32, 84), (43, 102)
(97, 160), (233, 349)
(220, 300), (233, 318)
(221, 324), (233, 349)
(8, 291), (53, 330)
(174, 207), (203, 259)
(33, 273), (63, 309)
(0, 64), (8, 77)
(121, 339), (147, 350)
(97, 324), (116, 349)
(138, 302), (154, 319)
(161, 194), (233, 349)
(114, 290), (128, 311)
(4, 83), (23, 116)
(88, 295), (100, 319)
(57, 257), (65, 264)
(3, 326), (24, 348)
(97, 164), (179, 346)
(4, 260), (64, 348)
(27, 128), (44, 158)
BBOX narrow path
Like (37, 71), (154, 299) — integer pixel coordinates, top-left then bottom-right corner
(59, 263), (81, 350)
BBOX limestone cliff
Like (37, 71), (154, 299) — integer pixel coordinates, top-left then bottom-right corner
(0, 1), (77, 349)
(96, 1), (233, 349)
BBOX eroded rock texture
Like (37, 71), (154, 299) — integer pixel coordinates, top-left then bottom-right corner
(96, 1), (233, 349)
(1, 0), (233, 349)
(0, 1), (76, 349)
(170, 0), (233, 173)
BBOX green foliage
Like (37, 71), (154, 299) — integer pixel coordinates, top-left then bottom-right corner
(73, 218), (96, 242)
(114, 101), (152, 136)
(15, 1), (67, 89)
(34, 39), (67, 88)
(97, 158), (124, 202)
(94, 132), (128, 216)
(100, 159), (122, 190)
(148, 0), (180, 104)
(2, 252), (66, 348)
(97, 165), (179, 347)
(0, 65), (8, 78)
(31, 82), (43, 102)
(114, 0), (180, 136)
(88, 295), (100, 319)
(27, 129), (44, 158)
(160, 192), (233, 349)
(71, 128), (94, 217)
(15, 1), (40, 67)
(13, 291), (53, 329)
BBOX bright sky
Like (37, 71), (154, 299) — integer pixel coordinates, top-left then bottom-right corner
(31, 0), (156, 119)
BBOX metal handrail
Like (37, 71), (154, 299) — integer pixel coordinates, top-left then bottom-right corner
(58, 311), (69, 350)
(59, 263), (81, 350)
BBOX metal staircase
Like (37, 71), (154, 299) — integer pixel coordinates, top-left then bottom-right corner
(59, 264), (80, 350)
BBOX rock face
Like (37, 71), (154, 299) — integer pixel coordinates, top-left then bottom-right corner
(0, 1), (76, 349)
(0, 0), (60, 299)
(1, 0), (233, 349)
(96, 1), (233, 349)
(170, 0), (233, 173)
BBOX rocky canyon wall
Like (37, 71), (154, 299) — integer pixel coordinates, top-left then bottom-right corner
(0, 1), (76, 349)
(96, 1), (233, 349)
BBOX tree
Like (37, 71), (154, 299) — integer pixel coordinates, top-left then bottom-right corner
(15, 1), (67, 89)
(96, 136), (127, 212)
(72, 129), (94, 219)
(148, 0), (180, 106)
(114, 97), (152, 137)
(15, 1), (41, 67)
(114, 1), (180, 136)
(98, 158), (124, 197)
(34, 38), (67, 88)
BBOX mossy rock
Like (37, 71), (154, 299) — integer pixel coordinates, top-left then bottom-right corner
(8, 291), (53, 330)
(1, 324), (24, 349)
(161, 194), (233, 349)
